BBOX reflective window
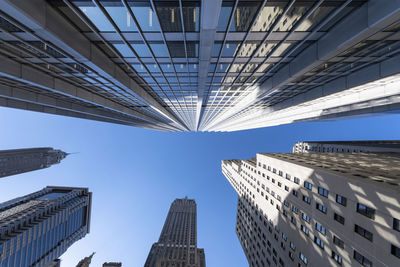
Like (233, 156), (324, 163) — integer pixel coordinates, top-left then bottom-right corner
(217, 2), (234, 32)
(221, 42), (241, 57)
(145, 63), (161, 73)
(252, 6), (283, 32)
(129, 1), (161, 32)
(76, 4), (115, 31)
(132, 64), (147, 73)
(132, 43), (152, 57)
(175, 63), (188, 72)
(212, 42), (223, 57)
(112, 43), (136, 57)
(104, 4), (137, 31)
(160, 63), (175, 72)
(229, 1), (261, 32)
(182, 1), (200, 32)
(167, 41), (185, 57)
(189, 64), (198, 72)
(187, 42), (199, 57)
(149, 42), (170, 57)
(216, 63), (230, 73)
(237, 41), (260, 57)
(155, 1), (182, 32)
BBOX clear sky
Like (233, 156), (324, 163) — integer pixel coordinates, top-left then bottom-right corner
(1, 107), (400, 266)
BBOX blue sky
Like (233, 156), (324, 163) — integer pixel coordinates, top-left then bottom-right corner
(1, 107), (400, 266)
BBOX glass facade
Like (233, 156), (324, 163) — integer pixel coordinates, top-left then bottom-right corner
(0, 187), (92, 267)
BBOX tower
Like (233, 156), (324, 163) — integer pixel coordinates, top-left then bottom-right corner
(0, 147), (67, 178)
(222, 149), (400, 266)
(0, 186), (92, 267)
(144, 198), (206, 267)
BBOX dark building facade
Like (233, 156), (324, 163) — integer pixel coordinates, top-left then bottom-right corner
(145, 198), (205, 267)
(76, 252), (95, 267)
(0, 147), (67, 178)
(0, 186), (92, 267)
(292, 140), (400, 153)
(103, 262), (122, 267)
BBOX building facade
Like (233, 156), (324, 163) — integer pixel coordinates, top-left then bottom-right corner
(0, 0), (399, 131)
(0, 186), (92, 267)
(145, 198), (205, 267)
(222, 152), (400, 267)
(0, 147), (67, 178)
(292, 140), (400, 153)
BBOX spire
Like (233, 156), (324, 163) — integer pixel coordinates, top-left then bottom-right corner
(76, 252), (95, 267)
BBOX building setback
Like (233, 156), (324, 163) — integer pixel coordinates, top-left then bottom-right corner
(145, 198), (205, 267)
(292, 140), (400, 153)
(0, 186), (92, 267)
(222, 152), (400, 267)
(0, 1), (399, 131)
(0, 147), (67, 178)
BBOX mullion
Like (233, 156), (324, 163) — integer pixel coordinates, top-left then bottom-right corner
(199, 0), (239, 128)
(149, 0), (195, 129)
(121, 0), (193, 129)
(93, 0), (191, 128)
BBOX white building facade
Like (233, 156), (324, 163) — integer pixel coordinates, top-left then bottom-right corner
(222, 152), (400, 267)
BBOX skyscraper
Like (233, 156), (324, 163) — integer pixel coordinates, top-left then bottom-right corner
(292, 140), (400, 153)
(145, 198), (205, 267)
(222, 151), (400, 266)
(0, 147), (67, 178)
(76, 252), (95, 267)
(0, 186), (92, 267)
(0, 0), (399, 131)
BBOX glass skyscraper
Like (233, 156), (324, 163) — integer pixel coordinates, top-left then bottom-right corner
(0, 0), (399, 131)
(145, 198), (205, 267)
(0, 186), (92, 267)
(0, 148), (67, 178)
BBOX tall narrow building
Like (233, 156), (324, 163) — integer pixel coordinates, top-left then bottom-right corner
(76, 252), (95, 267)
(145, 198), (206, 267)
(0, 186), (92, 267)
(222, 151), (400, 267)
(0, 147), (67, 178)
(103, 263), (122, 267)
(292, 140), (400, 153)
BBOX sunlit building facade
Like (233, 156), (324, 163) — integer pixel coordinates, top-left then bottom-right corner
(0, 147), (67, 178)
(145, 198), (205, 267)
(222, 152), (400, 266)
(0, 0), (399, 131)
(0, 186), (92, 267)
(293, 140), (400, 153)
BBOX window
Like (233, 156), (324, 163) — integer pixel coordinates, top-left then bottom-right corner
(285, 186), (289, 191)
(291, 216), (296, 225)
(286, 174), (291, 180)
(304, 181), (312, 190)
(299, 252), (308, 265)
(334, 213), (345, 225)
(333, 236), (344, 248)
(391, 245), (400, 258)
(293, 190), (298, 197)
(290, 242), (295, 250)
(315, 222), (326, 235)
(284, 200), (289, 207)
(354, 225), (373, 241)
(282, 233), (287, 241)
(356, 203), (375, 219)
(301, 213), (310, 223)
(318, 187), (329, 197)
(292, 205), (299, 214)
(302, 195), (311, 204)
(336, 194), (347, 206)
(273, 168), (277, 173)
(354, 250), (372, 267)
(294, 177), (300, 184)
(278, 170), (283, 176)
(263, 164), (266, 169)
(332, 251), (342, 265)
(301, 225), (309, 236)
(316, 203), (327, 214)
(289, 251), (294, 260)
(394, 218), (400, 232)
(314, 236), (324, 249)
